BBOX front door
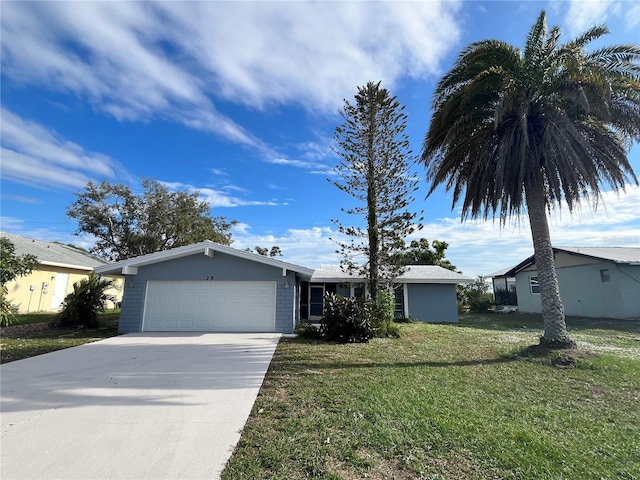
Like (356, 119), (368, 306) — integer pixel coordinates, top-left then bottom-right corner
(309, 285), (325, 320)
(50, 273), (69, 310)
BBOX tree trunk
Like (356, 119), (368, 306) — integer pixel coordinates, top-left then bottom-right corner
(525, 182), (576, 348)
(366, 91), (379, 302)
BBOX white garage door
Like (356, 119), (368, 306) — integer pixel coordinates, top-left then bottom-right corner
(142, 281), (276, 332)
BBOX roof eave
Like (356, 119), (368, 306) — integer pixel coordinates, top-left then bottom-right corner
(93, 241), (315, 277)
(40, 260), (98, 272)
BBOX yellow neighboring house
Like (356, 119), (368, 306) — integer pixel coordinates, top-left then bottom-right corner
(1, 231), (123, 313)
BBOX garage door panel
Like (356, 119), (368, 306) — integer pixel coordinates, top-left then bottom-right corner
(143, 281), (276, 332)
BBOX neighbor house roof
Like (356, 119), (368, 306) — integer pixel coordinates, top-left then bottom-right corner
(491, 246), (640, 277)
(0, 231), (107, 271)
(310, 264), (473, 284)
(94, 240), (315, 279)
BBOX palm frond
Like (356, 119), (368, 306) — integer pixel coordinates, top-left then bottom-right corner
(569, 25), (609, 49)
(524, 10), (548, 66)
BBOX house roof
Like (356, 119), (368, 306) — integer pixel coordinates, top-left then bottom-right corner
(310, 264), (473, 284)
(557, 246), (640, 263)
(94, 240), (315, 279)
(0, 231), (107, 271)
(491, 246), (640, 277)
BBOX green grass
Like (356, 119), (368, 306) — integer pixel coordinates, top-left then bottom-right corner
(223, 313), (640, 480)
(5, 312), (59, 325)
(4, 309), (121, 327)
(0, 326), (120, 364)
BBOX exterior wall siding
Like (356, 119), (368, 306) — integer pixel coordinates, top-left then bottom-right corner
(118, 251), (297, 333)
(5, 266), (123, 314)
(515, 260), (640, 319)
(407, 283), (458, 323)
(618, 264), (640, 318)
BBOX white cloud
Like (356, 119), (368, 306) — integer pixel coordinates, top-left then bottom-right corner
(160, 181), (278, 208)
(231, 187), (640, 276)
(0, 108), (124, 189)
(157, 1), (462, 112)
(556, 0), (627, 35)
(268, 158), (318, 169)
(0, 1), (462, 146)
(0, 217), (93, 250)
(626, 5), (640, 29)
(231, 225), (342, 268)
(1, 194), (40, 205)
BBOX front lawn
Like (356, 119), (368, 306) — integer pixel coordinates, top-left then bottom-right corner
(223, 313), (640, 479)
(0, 326), (120, 364)
(3, 309), (121, 327)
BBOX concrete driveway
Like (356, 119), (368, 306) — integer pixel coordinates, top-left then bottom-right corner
(1, 332), (281, 480)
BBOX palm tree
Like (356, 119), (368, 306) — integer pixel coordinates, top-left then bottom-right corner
(422, 11), (639, 348)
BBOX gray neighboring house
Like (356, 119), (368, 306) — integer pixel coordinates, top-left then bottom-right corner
(95, 241), (472, 334)
(492, 247), (640, 319)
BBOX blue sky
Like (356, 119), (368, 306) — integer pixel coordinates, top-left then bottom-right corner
(1, 0), (639, 277)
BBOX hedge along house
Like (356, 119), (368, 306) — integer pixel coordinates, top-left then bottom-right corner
(94, 241), (314, 334)
(492, 247), (640, 319)
(94, 241), (473, 334)
(302, 264), (473, 323)
(1, 231), (123, 313)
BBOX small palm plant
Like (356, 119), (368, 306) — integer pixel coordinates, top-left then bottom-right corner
(56, 273), (116, 328)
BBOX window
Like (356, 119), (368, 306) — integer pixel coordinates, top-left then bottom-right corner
(530, 276), (540, 294)
(352, 285), (366, 298)
(394, 285), (405, 319)
(600, 269), (610, 283)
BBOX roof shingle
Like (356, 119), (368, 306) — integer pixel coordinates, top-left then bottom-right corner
(1, 231), (107, 270)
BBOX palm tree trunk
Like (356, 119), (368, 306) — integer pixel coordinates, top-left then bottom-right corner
(525, 183), (576, 348)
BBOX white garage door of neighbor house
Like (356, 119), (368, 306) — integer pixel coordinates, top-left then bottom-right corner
(142, 281), (277, 332)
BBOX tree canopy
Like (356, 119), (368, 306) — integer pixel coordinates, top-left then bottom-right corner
(67, 178), (237, 261)
(1, 237), (39, 326)
(255, 246), (283, 257)
(422, 10), (639, 347)
(394, 238), (457, 271)
(0, 237), (39, 285)
(332, 81), (423, 300)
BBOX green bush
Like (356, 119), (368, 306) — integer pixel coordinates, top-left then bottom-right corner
(371, 290), (400, 338)
(394, 316), (415, 324)
(295, 322), (322, 339)
(468, 294), (494, 313)
(319, 291), (401, 343)
(55, 273), (115, 328)
(0, 287), (19, 327)
(458, 276), (494, 313)
(320, 293), (373, 343)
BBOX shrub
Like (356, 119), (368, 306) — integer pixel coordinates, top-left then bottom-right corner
(0, 287), (19, 327)
(295, 322), (322, 339)
(370, 290), (400, 338)
(319, 291), (401, 343)
(320, 293), (373, 343)
(394, 315), (415, 324)
(458, 276), (494, 313)
(55, 273), (116, 328)
(468, 294), (494, 313)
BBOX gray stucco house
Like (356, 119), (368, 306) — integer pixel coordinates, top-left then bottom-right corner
(95, 241), (472, 334)
(492, 247), (640, 319)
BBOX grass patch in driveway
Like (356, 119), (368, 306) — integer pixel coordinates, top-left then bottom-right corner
(223, 314), (640, 480)
(1, 326), (120, 364)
